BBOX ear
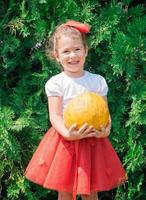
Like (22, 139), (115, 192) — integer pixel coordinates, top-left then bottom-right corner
(53, 51), (60, 62)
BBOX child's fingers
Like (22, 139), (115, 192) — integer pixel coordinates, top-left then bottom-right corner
(100, 125), (110, 134)
(96, 128), (110, 138)
(78, 124), (95, 137)
(69, 123), (77, 131)
(87, 125), (94, 132)
(85, 124), (111, 138)
(99, 125), (105, 132)
(78, 123), (89, 135)
(84, 132), (96, 138)
(105, 120), (111, 130)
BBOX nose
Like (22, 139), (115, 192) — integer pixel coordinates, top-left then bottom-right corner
(69, 51), (77, 58)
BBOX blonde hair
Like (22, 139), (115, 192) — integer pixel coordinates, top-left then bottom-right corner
(45, 23), (88, 60)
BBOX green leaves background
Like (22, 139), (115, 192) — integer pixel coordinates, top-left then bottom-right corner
(0, 0), (146, 199)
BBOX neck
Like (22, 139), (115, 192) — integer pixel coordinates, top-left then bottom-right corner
(64, 70), (85, 78)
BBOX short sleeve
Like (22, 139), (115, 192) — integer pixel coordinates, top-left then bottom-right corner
(98, 75), (108, 96)
(45, 77), (63, 97)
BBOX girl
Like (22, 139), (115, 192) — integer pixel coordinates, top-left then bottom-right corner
(25, 20), (127, 200)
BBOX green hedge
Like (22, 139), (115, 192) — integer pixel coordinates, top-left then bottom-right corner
(0, 0), (146, 199)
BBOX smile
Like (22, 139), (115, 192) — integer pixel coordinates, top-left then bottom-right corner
(68, 61), (79, 64)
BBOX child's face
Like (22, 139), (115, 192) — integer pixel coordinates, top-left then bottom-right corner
(55, 35), (88, 76)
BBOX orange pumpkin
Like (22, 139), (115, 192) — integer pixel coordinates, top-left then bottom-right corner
(64, 92), (110, 130)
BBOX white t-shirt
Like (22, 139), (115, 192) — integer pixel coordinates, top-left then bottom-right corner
(45, 70), (108, 112)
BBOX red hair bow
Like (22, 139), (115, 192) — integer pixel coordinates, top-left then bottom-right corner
(65, 20), (90, 33)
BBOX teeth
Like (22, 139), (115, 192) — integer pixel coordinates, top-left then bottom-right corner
(69, 61), (79, 64)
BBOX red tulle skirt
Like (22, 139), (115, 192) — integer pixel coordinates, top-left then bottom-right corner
(25, 127), (127, 197)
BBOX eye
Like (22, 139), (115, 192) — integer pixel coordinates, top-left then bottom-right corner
(63, 50), (69, 54)
(74, 48), (81, 53)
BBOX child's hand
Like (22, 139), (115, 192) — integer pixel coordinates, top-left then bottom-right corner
(66, 123), (96, 141)
(93, 120), (112, 138)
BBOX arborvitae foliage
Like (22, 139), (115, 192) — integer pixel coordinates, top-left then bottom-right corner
(0, 0), (146, 199)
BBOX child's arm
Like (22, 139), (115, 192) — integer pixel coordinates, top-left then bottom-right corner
(48, 96), (96, 140)
(95, 117), (111, 138)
